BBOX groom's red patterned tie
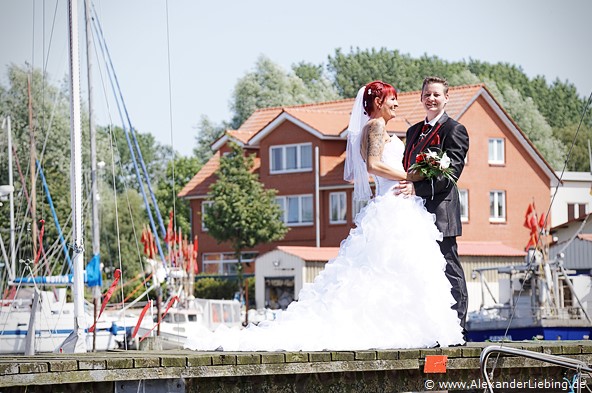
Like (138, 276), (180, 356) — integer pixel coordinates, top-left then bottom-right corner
(419, 124), (431, 141)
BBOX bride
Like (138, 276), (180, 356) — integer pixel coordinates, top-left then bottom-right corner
(185, 81), (464, 351)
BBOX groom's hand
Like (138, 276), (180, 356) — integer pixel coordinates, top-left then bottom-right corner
(406, 170), (424, 182)
(394, 180), (416, 197)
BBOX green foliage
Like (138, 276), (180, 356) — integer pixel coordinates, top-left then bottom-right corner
(204, 142), (288, 253)
(486, 82), (566, 169)
(291, 61), (339, 102)
(0, 64), (175, 293)
(555, 122), (592, 171)
(327, 47), (465, 97)
(101, 125), (171, 195)
(0, 65), (74, 276)
(194, 276), (239, 299)
(155, 154), (201, 237)
(203, 141), (288, 296)
(192, 115), (226, 165)
(193, 276), (255, 306)
(99, 188), (147, 283)
(230, 55), (339, 129)
(325, 47), (591, 170)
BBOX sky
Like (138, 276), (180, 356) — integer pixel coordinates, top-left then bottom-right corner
(1, 0), (590, 157)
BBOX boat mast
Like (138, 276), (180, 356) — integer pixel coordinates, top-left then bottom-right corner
(27, 77), (37, 259)
(84, 0), (101, 352)
(4, 117), (15, 282)
(59, 0), (87, 353)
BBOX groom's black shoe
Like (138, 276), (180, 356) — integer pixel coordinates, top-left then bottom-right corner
(449, 342), (466, 347)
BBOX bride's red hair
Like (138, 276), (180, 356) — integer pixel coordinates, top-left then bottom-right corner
(362, 81), (397, 115)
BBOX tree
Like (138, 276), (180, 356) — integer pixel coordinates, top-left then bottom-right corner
(101, 125), (170, 195)
(291, 61), (339, 102)
(486, 81), (566, 169)
(230, 55), (340, 128)
(203, 142), (288, 306)
(327, 47), (465, 97)
(99, 187), (148, 291)
(155, 154), (201, 237)
(554, 122), (592, 172)
(192, 115), (226, 165)
(325, 48), (582, 169)
(0, 64), (74, 275)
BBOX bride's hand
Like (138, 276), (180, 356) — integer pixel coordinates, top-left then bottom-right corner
(406, 170), (424, 182)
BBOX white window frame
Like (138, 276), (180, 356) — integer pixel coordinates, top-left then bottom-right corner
(201, 201), (214, 231)
(202, 252), (258, 275)
(568, 202), (588, 221)
(276, 194), (313, 226)
(329, 192), (347, 224)
(488, 138), (505, 165)
(459, 189), (469, 222)
(489, 190), (506, 222)
(269, 143), (313, 174)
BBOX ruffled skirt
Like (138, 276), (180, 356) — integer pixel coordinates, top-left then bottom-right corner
(185, 193), (464, 351)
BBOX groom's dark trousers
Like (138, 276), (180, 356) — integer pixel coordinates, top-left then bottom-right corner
(438, 237), (468, 330)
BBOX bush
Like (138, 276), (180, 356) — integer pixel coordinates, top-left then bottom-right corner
(193, 276), (255, 307)
(194, 276), (239, 300)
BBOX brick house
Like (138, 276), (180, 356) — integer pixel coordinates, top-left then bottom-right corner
(179, 84), (559, 310)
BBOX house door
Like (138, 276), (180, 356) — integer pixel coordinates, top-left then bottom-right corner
(264, 277), (295, 310)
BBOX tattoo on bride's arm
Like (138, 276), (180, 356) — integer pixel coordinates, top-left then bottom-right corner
(367, 122), (383, 158)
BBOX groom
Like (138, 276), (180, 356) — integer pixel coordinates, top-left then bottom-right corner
(395, 76), (470, 339)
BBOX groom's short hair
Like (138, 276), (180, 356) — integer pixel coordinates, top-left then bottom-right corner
(422, 76), (449, 94)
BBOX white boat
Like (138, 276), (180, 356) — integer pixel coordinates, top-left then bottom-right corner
(0, 0), (119, 354)
(0, 288), (120, 354)
(467, 248), (592, 342)
(134, 297), (242, 349)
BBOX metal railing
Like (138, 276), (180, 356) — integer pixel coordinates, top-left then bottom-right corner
(480, 345), (592, 393)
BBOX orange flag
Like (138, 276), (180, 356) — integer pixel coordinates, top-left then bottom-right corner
(525, 232), (538, 251)
(165, 210), (173, 243)
(523, 203), (535, 229)
(538, 212), (546, 230)
(193, 235), (199, 274)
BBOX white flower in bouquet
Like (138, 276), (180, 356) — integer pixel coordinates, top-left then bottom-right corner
(440, 152), (451, 169)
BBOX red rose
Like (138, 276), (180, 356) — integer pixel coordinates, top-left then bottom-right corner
(416, 155), (424, 163)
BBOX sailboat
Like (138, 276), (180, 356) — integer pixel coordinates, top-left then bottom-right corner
(0, 0), (124, 354)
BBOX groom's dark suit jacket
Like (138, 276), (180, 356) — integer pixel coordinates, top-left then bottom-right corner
(403, 113), (470, 238)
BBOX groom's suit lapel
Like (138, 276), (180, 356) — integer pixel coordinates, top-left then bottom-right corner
(404, 113), (450, 171)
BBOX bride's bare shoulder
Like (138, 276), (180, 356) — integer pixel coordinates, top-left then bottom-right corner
(363, 118), (385, 134)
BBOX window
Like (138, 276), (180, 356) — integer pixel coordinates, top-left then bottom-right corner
(568, 203), (587, 221)
(488, 138), (505, 165)
(201, 201), (214, 231)
(202, 252), (258, 275)
(352, 198), (368, 220)
(276, 195), (313, 226)
(270, 143), (313, 173)
(459, 189), (469, 222)
(329, 192), (347, 224)
(489, 191), (506, 222)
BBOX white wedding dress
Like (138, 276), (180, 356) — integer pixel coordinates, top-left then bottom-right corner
(185, 135), (464, 351)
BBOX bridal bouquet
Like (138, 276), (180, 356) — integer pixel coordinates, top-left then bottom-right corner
(409, 149), (457, 185)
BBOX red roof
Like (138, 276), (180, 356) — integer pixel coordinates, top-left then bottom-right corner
(181, 84), (538, 198)
(457, 241), (526, 257)
(224, 84), (484, 145)
(178, 151), (261, 198)
(274, 243), (525, 260)
(276, 246), (340, 262)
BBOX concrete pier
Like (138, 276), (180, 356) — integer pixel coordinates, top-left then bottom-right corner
(1, 341), (591, 392)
